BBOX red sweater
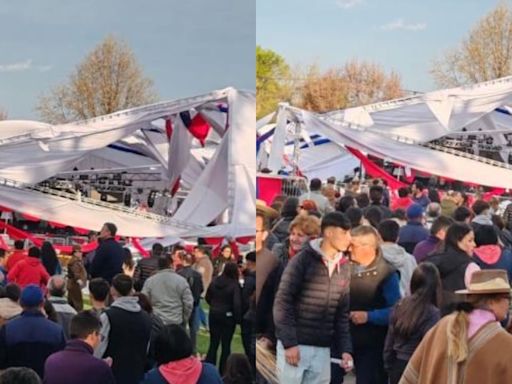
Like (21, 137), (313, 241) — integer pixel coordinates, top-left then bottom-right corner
(7, 258), (50, 290)
(6, 250), (27, 271)
(391, 197), (414, 212)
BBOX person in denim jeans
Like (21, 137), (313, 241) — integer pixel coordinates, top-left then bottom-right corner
(273, 212), (354, 384)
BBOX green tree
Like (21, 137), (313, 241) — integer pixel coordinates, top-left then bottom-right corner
(256, 46), (292, 119)
(37, 36), (158, 124)
(432, 3), (512, 87)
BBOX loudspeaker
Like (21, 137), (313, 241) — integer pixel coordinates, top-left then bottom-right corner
(124, 193), (131, 207)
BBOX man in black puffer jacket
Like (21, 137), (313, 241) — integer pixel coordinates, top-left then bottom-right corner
(273, 212), (354, 384)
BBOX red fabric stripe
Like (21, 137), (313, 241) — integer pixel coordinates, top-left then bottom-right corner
(170, 177), (181, 197)
(346, 147), (407, 191)
(131, 238), (150, 258)
(165, 119), (173, 141)
(0, 221), (98, 253)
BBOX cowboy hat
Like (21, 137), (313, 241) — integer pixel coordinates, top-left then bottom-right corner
(455, 269), (511, 295)
(256, 199), (279, 219)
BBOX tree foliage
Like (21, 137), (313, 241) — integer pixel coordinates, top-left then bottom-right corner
(37, 36), (157, 124)
(432, 3), (512, 87)
(298, 60), (403, 112)
(256, 46), (292, 119)
(0, 108), (7, 120)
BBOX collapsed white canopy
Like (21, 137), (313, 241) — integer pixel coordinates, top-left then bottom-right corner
(324, 76), (512, 143)
(257, 112), (359, 180)
(263, 77), (512, 188)
(0, 88), (255, 238)
(285, 106), (512, 188)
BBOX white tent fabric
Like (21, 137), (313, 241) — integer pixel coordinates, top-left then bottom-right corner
(257, 119), (358, 180)
(0, 185), (210, 238)
(0, 88), (255, 238)
(294, 142), (360, 180)
(267, 104), (288, 172)
(289, 108), (512, 188)
(167, 115), (192, 189)
(324, 76), (512, 143)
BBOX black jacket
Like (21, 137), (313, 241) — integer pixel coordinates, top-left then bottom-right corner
(242, 269), (256, 322)
(256, 260), (284, 342)
(426, 247), (471, 315)
(383, 303), (440, 370)
(273, 240), (352, 353)
(134, 257), (159, 290)
(206, 275), (242, 323)
(104, 306), (152, 384)
(271, 217), (294, 243)
(90, 238), (124, 283)
(178, 266), (204, 306)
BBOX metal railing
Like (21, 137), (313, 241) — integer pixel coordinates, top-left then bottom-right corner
(423, 142), (512, 170)
(0, 176), (183, 225)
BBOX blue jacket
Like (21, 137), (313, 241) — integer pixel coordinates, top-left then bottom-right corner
(44, 339), (115, 384)
(90, 238), (124, 283)
(398, 221), (429, 254)
(0, 310), (65, 378)
(413, 194), (431, 209)
(141, 362), (223, 383)
(474, 246), (512, 281)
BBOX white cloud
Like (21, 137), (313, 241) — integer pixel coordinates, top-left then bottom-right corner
(380, 18), (426, 31)
(0, 59), (32, 72)
(336, 0), (363, 9)
(0, 60), (53, 73)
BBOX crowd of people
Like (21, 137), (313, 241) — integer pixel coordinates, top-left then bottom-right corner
(0, 222), (256, 384)
(256, 176), (512, 384)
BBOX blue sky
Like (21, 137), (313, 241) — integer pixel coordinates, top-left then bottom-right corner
(257, 0), (504, 93)
(0, 0), (255, 119)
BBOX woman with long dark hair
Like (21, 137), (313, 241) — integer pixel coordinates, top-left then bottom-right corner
(384, 263), (442, 384)
(205, 262), (241, 375)
(41, 241), (61, 276)
(213, 245), (236, 276)
(427, 223), (480, 315)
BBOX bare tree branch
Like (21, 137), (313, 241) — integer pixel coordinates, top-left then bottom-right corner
(431, 3), (512, 87)
(37, 36), (158, 124)
(297, 60), (403, 112)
